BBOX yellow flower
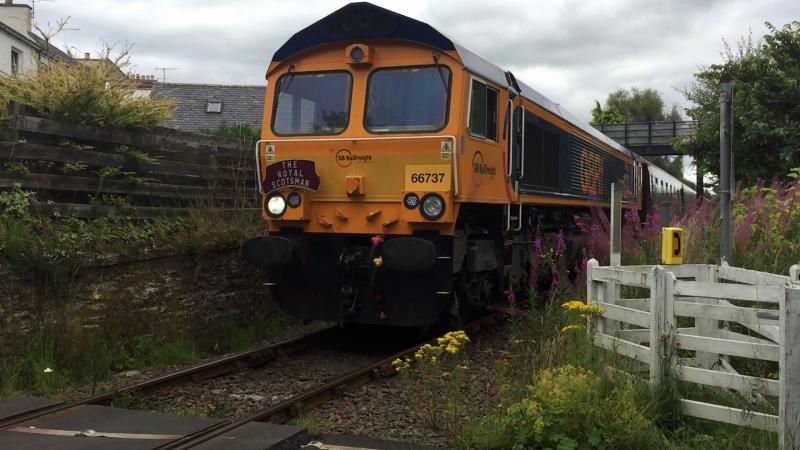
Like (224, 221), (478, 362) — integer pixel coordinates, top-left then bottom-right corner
(561, 300), (605, 315)
(430, 356), (437, 364)
(560, 324), (586, 333)
(391, 358), (410, 372)
(373, 256), (383, 267)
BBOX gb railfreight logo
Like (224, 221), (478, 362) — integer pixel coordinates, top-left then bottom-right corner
(471, 151), (496, 187)
(335, 149), (372, 168)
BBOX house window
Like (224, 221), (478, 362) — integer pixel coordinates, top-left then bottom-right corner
(206, 101), (222, 113)
(468, 79), (498, 141)
(10, 48), (21, 76)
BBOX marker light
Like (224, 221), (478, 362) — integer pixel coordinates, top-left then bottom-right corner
(403, 192), (419, 209)
(287, 191), (302, 208)
(420, 193), (445, 221)
(349, 46), (364, 63)
(266, 193), (287, 218)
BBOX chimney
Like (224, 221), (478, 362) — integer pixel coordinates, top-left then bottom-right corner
(0, 1), (32, 35)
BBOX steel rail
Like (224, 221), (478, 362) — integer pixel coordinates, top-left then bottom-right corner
(164, 312), (502, 449)
(0, 325), (339, 431)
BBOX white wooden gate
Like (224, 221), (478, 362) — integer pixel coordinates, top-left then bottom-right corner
(586, 259), (800, 449)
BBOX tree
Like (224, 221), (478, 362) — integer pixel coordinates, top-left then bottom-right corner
(606, 87), (667, 122)
(590, 100), (626, 125)
(677, 21), (800, 184)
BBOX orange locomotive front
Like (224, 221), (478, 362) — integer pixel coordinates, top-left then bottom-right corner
(245, 3), (692, 327)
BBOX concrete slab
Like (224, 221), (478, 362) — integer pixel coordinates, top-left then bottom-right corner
(192, 422), (308, 450)
(0, 404), (222, 450)
(302, 434), (447, 450)
(0, 397), (62, 422)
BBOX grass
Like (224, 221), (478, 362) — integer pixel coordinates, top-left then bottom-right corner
(0, 329), (203, 398)
(0, 311), (300, 400)
(0, 185), (263, 287)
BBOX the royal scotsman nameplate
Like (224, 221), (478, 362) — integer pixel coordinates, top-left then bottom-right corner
(264, 159), (321, 192)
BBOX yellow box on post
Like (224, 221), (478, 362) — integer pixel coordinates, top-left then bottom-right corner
(661, 227), (684, 265)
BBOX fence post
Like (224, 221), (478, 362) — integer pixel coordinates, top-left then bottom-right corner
(781, 286), (800, 449)
(587, 259), (603, 334)
(694, 265), (720, 369)
(790, 265), (800, 284)
(650, 266), (675, 384)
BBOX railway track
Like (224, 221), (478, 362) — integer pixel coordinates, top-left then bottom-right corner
(163, 312), (502, 449)
(0, 312), (502, 448)
(0, 325), (340, 431)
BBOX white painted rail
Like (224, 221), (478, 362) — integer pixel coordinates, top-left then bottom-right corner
(587, 259), (800, 449)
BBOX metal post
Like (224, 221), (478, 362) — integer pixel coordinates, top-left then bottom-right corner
(610, 183), (622, 266)
(720, 73), (733, 265)
(696, 164), (704, 200)
(660, 201), (671, 228)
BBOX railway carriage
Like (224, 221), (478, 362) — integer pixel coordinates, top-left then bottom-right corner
(246, 2), (694, 327)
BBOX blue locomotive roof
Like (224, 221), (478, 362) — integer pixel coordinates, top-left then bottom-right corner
(272, 2), (639, 161)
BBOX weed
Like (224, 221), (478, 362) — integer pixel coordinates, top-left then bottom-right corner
(109, 390), (146, 410)
(115, 145), (159, 163)
(4, 161), (30, 174)
(61, 161), (88, 174)
(58, 139), (95, 151)
(213, 311), (295, 353)
(290, 414), (332, 436)
(393, 331), (471, 434)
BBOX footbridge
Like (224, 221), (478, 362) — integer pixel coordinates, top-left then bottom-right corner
(596, 121), (696, 155)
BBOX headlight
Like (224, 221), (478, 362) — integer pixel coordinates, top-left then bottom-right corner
(420, 193), (445, 221)
(266, 193), (287, 218)
(287, 191), (302, 208)
(403, 192), (419, 209)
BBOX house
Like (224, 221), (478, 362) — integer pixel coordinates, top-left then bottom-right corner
(151, 83), (266, 132)
(0, 0), (71, 76)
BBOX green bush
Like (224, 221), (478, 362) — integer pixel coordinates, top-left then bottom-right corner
(0, 49), (174, 128)
(465, 365), (659, 450)
(201, 122), (261, 144)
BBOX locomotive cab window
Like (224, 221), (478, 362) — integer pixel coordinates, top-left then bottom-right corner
(272, 71), (352, 135)
(365, 65), (451, 133)
(468, 79), (498, 141)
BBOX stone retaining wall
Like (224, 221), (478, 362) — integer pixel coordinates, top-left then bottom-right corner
(0, 248), (271, 355)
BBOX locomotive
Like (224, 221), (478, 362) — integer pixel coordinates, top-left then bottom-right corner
(245, 2), (694, 327)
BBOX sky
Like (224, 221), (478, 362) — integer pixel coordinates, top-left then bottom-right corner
(36, 0), (800, 120)
(29, 0), (800, 180)
(32, 0), (799, 123)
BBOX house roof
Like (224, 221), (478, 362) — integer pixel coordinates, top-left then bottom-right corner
(0, 21), (73, 63)
(151, 83), (266, 132)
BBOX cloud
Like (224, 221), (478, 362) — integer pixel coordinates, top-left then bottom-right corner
(34, 0), (800, 122)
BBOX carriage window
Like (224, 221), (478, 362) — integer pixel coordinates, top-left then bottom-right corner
(469, 79), (498, 141)
(365, 65), (451, 132)
(272, 71), (351, 135)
